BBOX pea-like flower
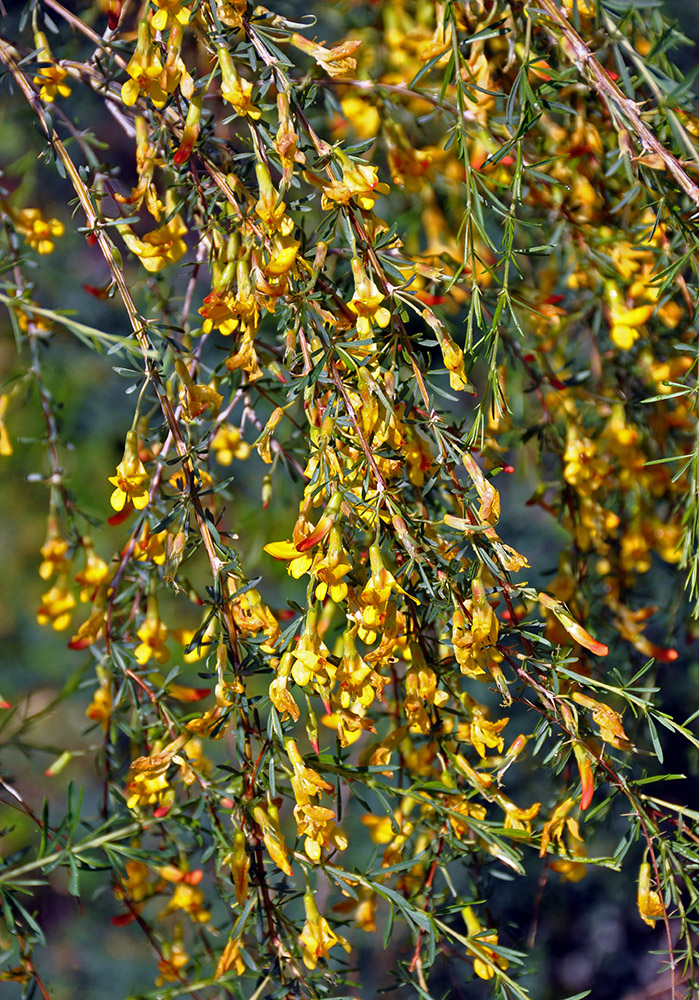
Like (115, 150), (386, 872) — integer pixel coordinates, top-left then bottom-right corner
(299, 892), (351, 970)
(108, 430), (150, 511)
(347, 257), (391, 336)
(33, 32), (71, 102)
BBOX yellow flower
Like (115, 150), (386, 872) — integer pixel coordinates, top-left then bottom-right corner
(637, 861), (664, 927)
(134, 596), (169, 666)
(13, 207), (65, 255)
(85, 679), (112, 727)
(218, 48), (260, 119)
(290, 33), (362, 78)
(269, 651), (300, 721)
(124, 737), (188, 812)
(252, 802), (293, 876)
(359, 543), (414, 625)
(469, 708), (509, 758)
(114, 859), (155, 906)
(606, 282), (654, 350)
(299, 892), (351, 970)
(33, 32), (71, 102)
(214, 934), (246, 978)
(199, 261), (259, 337)
(340, 96), (380, 139)
(108, 431), (150, 511)
(0, 394), (12, 456)
(210, 424), (250, 464)
(37, 577), (75, 631)
(539, 797), (583, 857)
(69, 605), (107, 650)
(222, 829), (249, 906)
(287, 738), (333, 807)
(175, 360), (223, 421)
(159, 868), (211, 924)
(120, 212), (188, 273)
(151, 0), (191, 32)
(347, 257), (391, 337)
(121, 20), (167, 108)
(125, 769), (172, 812)
(571, 692), (632, 750)
(263, 538), (314, 579)
(313, 526), (352, 602)
(320, 150), (390, 211)
(39, 519), (71, 580)
(156, 932), (189, 984)
(255, 162), (294, 234)
(462, 906), (509, 981)
(73, 538), (109, 602)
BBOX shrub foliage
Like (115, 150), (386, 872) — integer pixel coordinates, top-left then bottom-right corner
(2, 0), (699, 996)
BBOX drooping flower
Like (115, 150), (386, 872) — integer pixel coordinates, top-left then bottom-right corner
(33, 31), (71, 102)
(134, 595), (170, 666)
(85, 675), (112, 728)
(347, 257), (392, 336)
(108, 430), (150, 511)
(6, 205), (65, 255)
(218, 48), (260, 119)
(319, 149), (390, 211)
(120, 209), (188, 273)
(637, 861), (664, 927)
(39, 518), (71, 580)
(73, 537), (109, 602)
(462, 906), (510, 981)
(37, 577), (75, 631)
(299, 891), (351, 970)
(0, 394), (12, 456)
(222, 829), (250, 906)
(150, 0), (191, 32)
(210, 424), (250, 464)
(175, 360), (223, 421)
(290, 33), (362, 77)
(252, 802), (293, 876)
(158, 866), (211, 924)
(121, 20), (167, 108)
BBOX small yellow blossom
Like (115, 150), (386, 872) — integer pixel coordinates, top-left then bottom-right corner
(37, 577), (75, 631)
(290, 33), (362, 77)
(85, 679), (112, 728)
(462, 906), (509, 981)
(210, 424), (250, 464)
(134, 596), (169, 666)
(0, 394), (12, 456)
(39, 520), (71, 580)
(347, 257), (392, 336)
(120, 212), (188, 273)
(222, 829), (249, 906)
(269, 651), (300, 721)
(73, 538), (109, 602)
(299, 891), (351, 970)
(108, 430), (150, 511)
(218, 48), (260, 119)
(121, 20), (166, 108)
(637, 861), (664, 926)
(159, 869), (211, 924)
(252, 802), (293, 876)
(12, 207), (65, 255)
(33, 32), (71, 102)
(319, 150), (390, 211)
(606, 282), (654, 350)
(175, 360), (223, 421)
(214, 934), (246, 978)
(156, 931), (189, 984)
(151, 0), (191, 32)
